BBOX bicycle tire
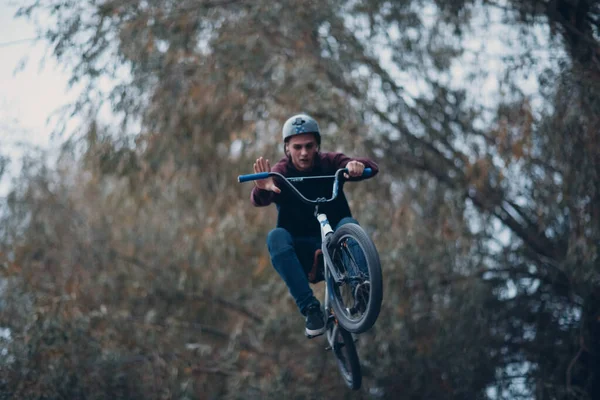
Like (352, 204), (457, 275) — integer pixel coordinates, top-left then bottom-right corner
(329, 323), (362, 390)
(327, 223), (382, 333)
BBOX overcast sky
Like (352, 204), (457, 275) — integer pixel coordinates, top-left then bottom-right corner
(0, 1), (80, 195)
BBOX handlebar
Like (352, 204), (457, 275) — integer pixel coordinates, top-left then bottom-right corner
(237, 168), (372, 205)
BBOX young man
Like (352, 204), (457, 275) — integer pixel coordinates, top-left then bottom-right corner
(250, 113), (379, 338)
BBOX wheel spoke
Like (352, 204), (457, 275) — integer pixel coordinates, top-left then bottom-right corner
(331, 325), (362, 389)
(340, 240), (367, 280)
(331, 237), (370, 322)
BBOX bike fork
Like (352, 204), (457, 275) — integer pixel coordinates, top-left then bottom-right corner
(317, 213), (344, 285)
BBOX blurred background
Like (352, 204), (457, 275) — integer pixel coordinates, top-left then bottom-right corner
(0, 0), (598, 399)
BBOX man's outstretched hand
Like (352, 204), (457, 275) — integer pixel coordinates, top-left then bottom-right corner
(253, 157), (281, 193)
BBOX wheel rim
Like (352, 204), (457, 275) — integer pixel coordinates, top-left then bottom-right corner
(331, 236), (370, 323)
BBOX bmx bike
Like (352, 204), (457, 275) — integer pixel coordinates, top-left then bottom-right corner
(238, 167), (383, 390)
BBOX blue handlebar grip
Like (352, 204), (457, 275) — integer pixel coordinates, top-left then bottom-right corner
(238, 172), (270, 183)
(362, 168), (373, 177)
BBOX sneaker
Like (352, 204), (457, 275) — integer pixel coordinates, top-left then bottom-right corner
(304, 305), (326, 338)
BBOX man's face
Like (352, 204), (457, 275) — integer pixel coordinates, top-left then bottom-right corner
(286, 133), (319, 171)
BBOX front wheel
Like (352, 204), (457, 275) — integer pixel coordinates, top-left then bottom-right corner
(327, 223), (382, 334)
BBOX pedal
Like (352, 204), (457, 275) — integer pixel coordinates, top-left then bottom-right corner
(305, 331), (325, 339)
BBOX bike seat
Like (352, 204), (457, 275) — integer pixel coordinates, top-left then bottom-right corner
(308, 249), (325, 283)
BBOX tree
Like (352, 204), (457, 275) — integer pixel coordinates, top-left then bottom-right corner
(2, 0), (598, 398)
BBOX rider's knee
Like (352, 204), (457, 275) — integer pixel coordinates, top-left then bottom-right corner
(337, 217), (359, 228)
(267, 227), (293, 253)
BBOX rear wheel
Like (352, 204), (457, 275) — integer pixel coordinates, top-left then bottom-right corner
(327, 321), (362, 390)
(328, 223), (382, 333)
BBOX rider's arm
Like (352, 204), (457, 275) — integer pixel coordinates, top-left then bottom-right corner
(328, 152), (379, 179)
(251, 186), (277, 206)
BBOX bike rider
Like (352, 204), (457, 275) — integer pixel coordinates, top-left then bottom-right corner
(249, 113), (379, 338)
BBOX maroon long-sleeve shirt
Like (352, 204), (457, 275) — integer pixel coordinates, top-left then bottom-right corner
(251, 152), (379, 237)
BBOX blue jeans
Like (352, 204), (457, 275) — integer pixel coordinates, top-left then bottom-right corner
(266, 217), (361, 315)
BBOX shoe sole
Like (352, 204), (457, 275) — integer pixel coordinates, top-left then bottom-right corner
(305, 326), (326, 338)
